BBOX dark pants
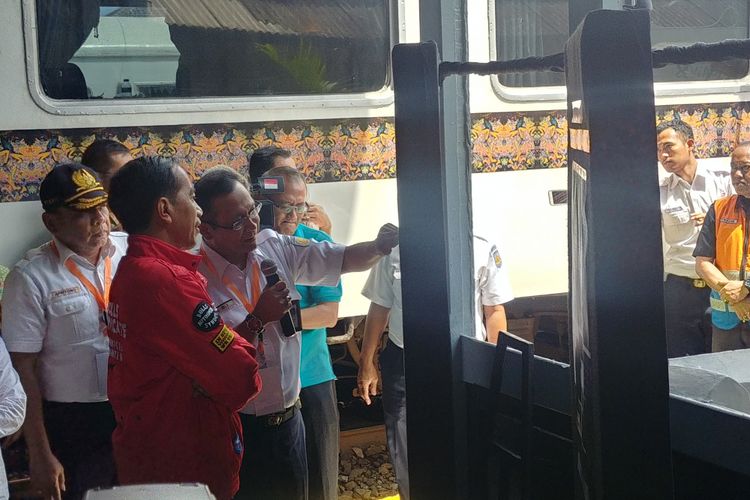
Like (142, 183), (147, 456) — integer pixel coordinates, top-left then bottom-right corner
(380, 339), (409, 500)
(712, 323), (750, 352)
(300, 380), (339, 500)
(43, 400), (117, 500)
(238, 408), (308, 500)
(664, 274), (712, 357)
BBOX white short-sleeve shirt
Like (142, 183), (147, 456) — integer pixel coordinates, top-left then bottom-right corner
(362, 247), (404, 347)
(200, 229), (345, 416)
(362, 239), (514, 346)
(0, 337), (26, 500)
(473, 236), (514, 341)
(1, 234), (127, 402)
(660, 160), (733, 278)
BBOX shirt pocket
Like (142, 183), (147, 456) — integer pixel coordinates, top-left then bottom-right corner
(47, 294), (99, 343)
(663, 206), (691, 226)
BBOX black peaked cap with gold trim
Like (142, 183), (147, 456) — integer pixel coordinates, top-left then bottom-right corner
(40, 163), (108, 212)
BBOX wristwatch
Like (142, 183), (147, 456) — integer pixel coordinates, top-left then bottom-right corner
(243, 313), (265, 335)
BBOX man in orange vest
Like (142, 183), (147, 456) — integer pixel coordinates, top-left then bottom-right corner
(695, 142), (750, 352)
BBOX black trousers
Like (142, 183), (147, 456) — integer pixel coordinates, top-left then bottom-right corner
(237, 409), (308, 500)
(43, 400), (117, 500)
(664, 274), (711, 357)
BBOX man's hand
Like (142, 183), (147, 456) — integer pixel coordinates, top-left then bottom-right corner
(734, 298), (750, 322)
(302, 204), (332, 235)
(30, 450), (65, 500)
(691, 212), (706, 226)
(357, 360), (380, 406)
(375, 223), (399, 256)
(253, 281), (292, 324)
(720, 280), (749, 304)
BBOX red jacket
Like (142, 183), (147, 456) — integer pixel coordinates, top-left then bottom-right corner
(107, 235), (261, 500)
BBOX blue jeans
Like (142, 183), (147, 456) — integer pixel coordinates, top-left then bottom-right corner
(380, 340), (409, 500)
(237, 409), (308, 500)
(300, 380), (340, 500)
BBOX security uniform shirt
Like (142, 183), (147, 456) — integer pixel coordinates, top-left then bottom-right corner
(2, 235), (127, 402)
(107, 235), (261, 500)
(0, 337), (26, 500)
(200, 229), (345, 416)
(363, 240), (514, 345)
(473, 236), (514, 341)
(661, 161), (733, 278)
(362, 246), (403, 347)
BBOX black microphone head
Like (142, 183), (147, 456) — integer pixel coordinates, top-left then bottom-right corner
(260, 259), (278, 276)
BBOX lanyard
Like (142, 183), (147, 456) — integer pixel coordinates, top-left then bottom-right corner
(200, 249), (262, 314)
(52, 241), (111, 313)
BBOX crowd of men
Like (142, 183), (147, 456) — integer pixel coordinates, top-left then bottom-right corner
(0, 140), (513, 500)
(2, 116), (747, 499)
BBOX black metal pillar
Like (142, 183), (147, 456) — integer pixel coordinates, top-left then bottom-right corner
(566, 10), (674, 500)
(392, 1), (473, 494)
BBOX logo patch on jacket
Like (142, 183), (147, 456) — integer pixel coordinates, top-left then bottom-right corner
(212, 325), (235, 352)
(193, 302), (220, 332)
(292, 237), (310, 247)
(720, 217), (739, 224)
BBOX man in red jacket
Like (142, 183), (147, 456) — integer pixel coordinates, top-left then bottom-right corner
(106, 157), (288, 499)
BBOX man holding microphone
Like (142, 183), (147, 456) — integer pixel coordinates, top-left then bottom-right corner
(194, 166), (398, 500)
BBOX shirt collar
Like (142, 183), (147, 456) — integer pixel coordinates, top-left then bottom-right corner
(126, 234), (201, 272)
(52, 236), (115, 268)
(668, 162), (705, 190)
(200, 242), (258, 278)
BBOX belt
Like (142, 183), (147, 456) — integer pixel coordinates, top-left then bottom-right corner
(668, 274), (707, 289)
(248, 399), (301, 427)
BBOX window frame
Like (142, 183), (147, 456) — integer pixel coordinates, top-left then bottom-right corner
(487, 0), (750, 103)
(22, 0), (399, 116)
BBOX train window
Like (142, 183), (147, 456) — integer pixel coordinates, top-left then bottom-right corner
(35, 0), (391, 100)
(493, 0), (749, 89)
(493, 0), (568, 88)
(651, 0), (749, 81)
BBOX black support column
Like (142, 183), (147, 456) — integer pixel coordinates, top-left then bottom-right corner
(391, 0), (473, 496)
(566, 10), (674, 500)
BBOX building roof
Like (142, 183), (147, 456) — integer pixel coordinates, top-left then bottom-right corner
(145, 0), (387, 40)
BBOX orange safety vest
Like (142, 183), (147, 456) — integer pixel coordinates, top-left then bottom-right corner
(713, 195), (750, 280)
(710, 195), (750, 328)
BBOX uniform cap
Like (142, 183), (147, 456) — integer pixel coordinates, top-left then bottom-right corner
(40, 163), (108, 211)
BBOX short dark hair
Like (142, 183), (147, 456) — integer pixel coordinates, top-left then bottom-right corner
(108, 156), (180, 234)
(264, 165), (306, 186)
(656, 119), (694, 143)
(81, 139), (131, 176)
(195, 166), (249, 219)
(247, 146), (292, 185)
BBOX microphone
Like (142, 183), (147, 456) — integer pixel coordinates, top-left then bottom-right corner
(260, 259), (298, 337)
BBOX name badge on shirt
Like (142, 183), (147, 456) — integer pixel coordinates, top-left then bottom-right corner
(49, 285), (83, 300)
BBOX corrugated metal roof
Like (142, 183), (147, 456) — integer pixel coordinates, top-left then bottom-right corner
(148, 0), (387, 40)
(494, 0), (744, 37)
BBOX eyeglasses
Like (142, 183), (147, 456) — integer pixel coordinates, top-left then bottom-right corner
(272, 201), (309, 216)
(205, 204), (261, 232)
(731, 164), (750, 176)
